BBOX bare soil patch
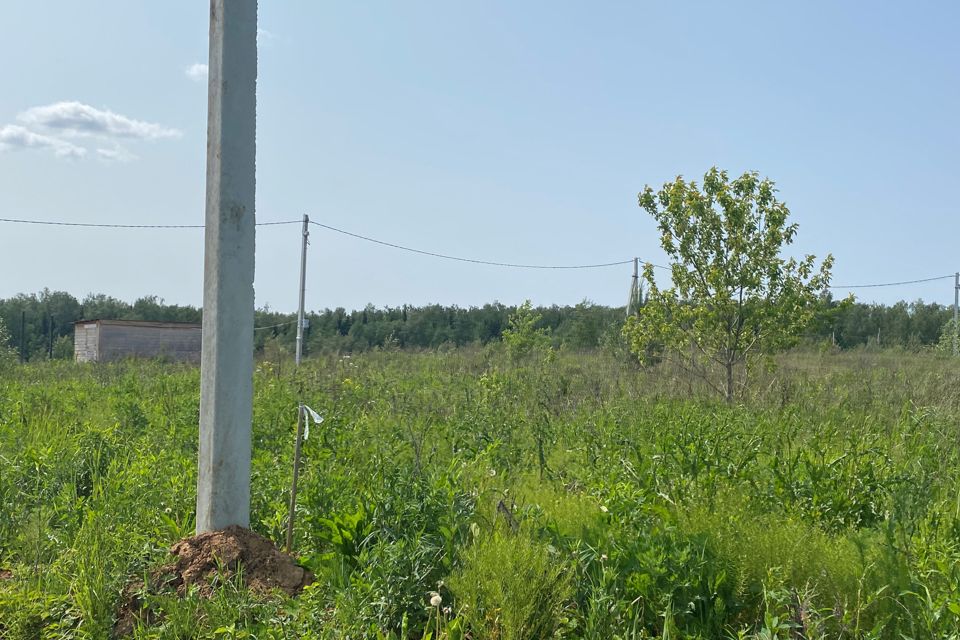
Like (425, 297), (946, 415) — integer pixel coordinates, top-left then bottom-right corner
(113, 526), (312, 637)
(162, 525), (312, 596)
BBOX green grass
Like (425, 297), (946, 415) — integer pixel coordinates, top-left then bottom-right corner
(1, 348), (959, 638)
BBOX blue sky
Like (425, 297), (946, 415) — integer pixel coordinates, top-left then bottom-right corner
(1, 2), (957, 312)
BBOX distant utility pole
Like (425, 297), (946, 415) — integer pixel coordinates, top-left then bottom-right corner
(286, 214), (309, 552)
(295, 214), (309, 367)
(626, 257), (639, 319)
(48, 314), (54, 359)
(954, 271), (958, 357)
(196, 0), (258, 534)
(19, 310), (25, 363)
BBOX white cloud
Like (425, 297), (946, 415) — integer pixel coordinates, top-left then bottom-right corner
(0, 124), (86, 159)
(18, 101), (182, 140)
(96, 146), (137, 163)
(185, 63), (208, 82)
(257, 27), (276, 43)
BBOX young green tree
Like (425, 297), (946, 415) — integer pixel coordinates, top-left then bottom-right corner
(624, 168), (833, 402)
(935, 318), (958, 355)
(502, 300), (551, 361)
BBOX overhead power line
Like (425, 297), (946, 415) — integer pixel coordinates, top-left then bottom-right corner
(0, 217), (299, 229)
(828, 275), (954, 289)
(253, 320), (296, 332)
(308, 221), (955, 289)
(309, 220), (667, 270)
(0, 215), (953, 289)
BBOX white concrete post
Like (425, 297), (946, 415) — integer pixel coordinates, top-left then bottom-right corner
(197, 0), (258, 533)
(286, 214), (309, 551)
(294, 214), (309, 366)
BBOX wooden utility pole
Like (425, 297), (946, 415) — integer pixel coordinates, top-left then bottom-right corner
(196, 0), (258, 534)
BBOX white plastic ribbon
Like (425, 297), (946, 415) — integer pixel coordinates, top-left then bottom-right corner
(301, 404), (324, 441)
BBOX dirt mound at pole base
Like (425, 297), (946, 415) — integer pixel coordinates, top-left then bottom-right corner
(162, 525), (313, 596)
(113, 527), (313, 637)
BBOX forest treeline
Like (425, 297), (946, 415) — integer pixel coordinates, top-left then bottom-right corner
(0, 289), (954, 361)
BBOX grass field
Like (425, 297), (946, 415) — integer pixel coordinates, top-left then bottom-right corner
(1, 346), (960, 639)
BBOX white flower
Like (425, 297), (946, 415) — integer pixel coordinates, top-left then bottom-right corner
(599, 505), (609, 513)
(429, 592), (442, 607)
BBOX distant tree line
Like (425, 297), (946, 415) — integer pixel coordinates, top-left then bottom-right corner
(0, 289), (954, 361)
(809, 296), (954, 349)
(0, 291), (202, 361)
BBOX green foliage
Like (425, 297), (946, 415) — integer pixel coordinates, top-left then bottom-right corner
(1, 288), (955, 362)
(935, 317), (959, 354)
(2, 350), (960, 638)
(0, 317), (16, 368)
(501, 300), (551, 361)
(449, 529), (573, 640)
(625, 168), (834, 401)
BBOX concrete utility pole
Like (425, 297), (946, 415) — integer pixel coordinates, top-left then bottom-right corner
(626, 257), (639, 319)
(295, 215), (309, 366)
(196, 0), (258, 534)
(286, 214), (310, 551)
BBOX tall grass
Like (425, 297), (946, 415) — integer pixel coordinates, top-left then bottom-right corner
(0, 348), (959, 638)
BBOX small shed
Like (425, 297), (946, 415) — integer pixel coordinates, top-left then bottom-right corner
(73, 319), (202, 363)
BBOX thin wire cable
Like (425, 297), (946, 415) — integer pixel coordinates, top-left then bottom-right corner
(253, 320), (296, 332)
(2, 215), (951, 288)
(828, 275), (954, 289)
(310, 220), (667, 270)
(0, 217), (300, 228)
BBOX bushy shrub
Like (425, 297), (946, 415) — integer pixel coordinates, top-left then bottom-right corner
(502, 300), (551, 361)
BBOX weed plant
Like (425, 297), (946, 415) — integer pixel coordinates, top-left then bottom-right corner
(0, 349), (959, 638)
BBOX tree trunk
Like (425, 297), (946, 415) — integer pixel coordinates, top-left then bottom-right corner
(725, 361), (734, 404)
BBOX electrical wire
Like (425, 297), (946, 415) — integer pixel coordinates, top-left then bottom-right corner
(308, 221), (955, 288)
(253, 320), (296, 332)
(309, 220), (668, 270)
(828, 275), (955, 289)
(0, 217), (299, 228)
(0, 215), (952, 288)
